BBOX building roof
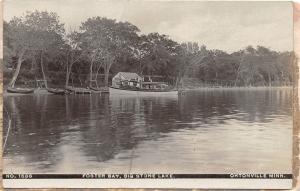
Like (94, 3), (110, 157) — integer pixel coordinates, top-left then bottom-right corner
(117, 72), (142, 80)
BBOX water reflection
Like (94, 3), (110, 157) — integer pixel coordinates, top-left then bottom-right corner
(3, 88), (292, 173)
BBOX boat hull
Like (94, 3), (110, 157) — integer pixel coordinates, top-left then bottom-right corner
(7, 87), (35, 94)
(65, 86), (92, 94)
(89, 86), (109, 93)
(109, 87), (178, 96)
(46, 88), (67, 95)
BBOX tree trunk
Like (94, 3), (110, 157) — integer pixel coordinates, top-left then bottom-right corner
(65, 64), (75, 87)
(268, 72), (271, 87)
(234, 63), (241, 87)
(95, 62), (103, 88)
(78, 77), (83, 86)
(65, 70), (70, 87)
(89, 60), (94, 87)
(104, 62), (111, 88)
(104, 65), (109, 87)
(104, 57), (113, 88)
(139, 60), (142, 75)
(40, 51), (48, 88)
(175, 76), (181, 89)
(65, 53), (70, 87)
(9, 50), (26, 88)
(139, 53), (143, 75)
(175, 77), (179, 88)
(71, 73), (74, 86)
(65, 53), (78, 87)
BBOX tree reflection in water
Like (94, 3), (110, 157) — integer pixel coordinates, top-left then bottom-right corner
(3, 88), (292, 173)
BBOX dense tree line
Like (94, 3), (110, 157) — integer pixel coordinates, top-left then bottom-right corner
(3, 11), (296, 89)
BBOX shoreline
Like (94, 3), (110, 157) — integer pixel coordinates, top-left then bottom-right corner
(180, 86), (293, 91)
(2, 86), (294, 97)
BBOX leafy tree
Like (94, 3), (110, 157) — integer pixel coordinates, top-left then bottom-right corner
(77, 17), (140, 87)
(3, 12), (295, 89)
(4, 11), (65, 88)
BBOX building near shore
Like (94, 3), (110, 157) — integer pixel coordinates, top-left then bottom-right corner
(112, 72), (169, 90)
(112, 72), (143, 88)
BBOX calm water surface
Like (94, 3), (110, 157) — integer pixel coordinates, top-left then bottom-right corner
(3, 88), (293, 174)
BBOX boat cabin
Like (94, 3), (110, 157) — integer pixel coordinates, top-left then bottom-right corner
(141, 82), (168, 90)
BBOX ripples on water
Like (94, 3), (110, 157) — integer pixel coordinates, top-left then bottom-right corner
(3, 88), (293, 174)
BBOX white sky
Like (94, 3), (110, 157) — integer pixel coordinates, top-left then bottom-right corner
(3, 0), (294, 52)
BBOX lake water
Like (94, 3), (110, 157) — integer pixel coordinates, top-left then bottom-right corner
(3, 88), (293, 174)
